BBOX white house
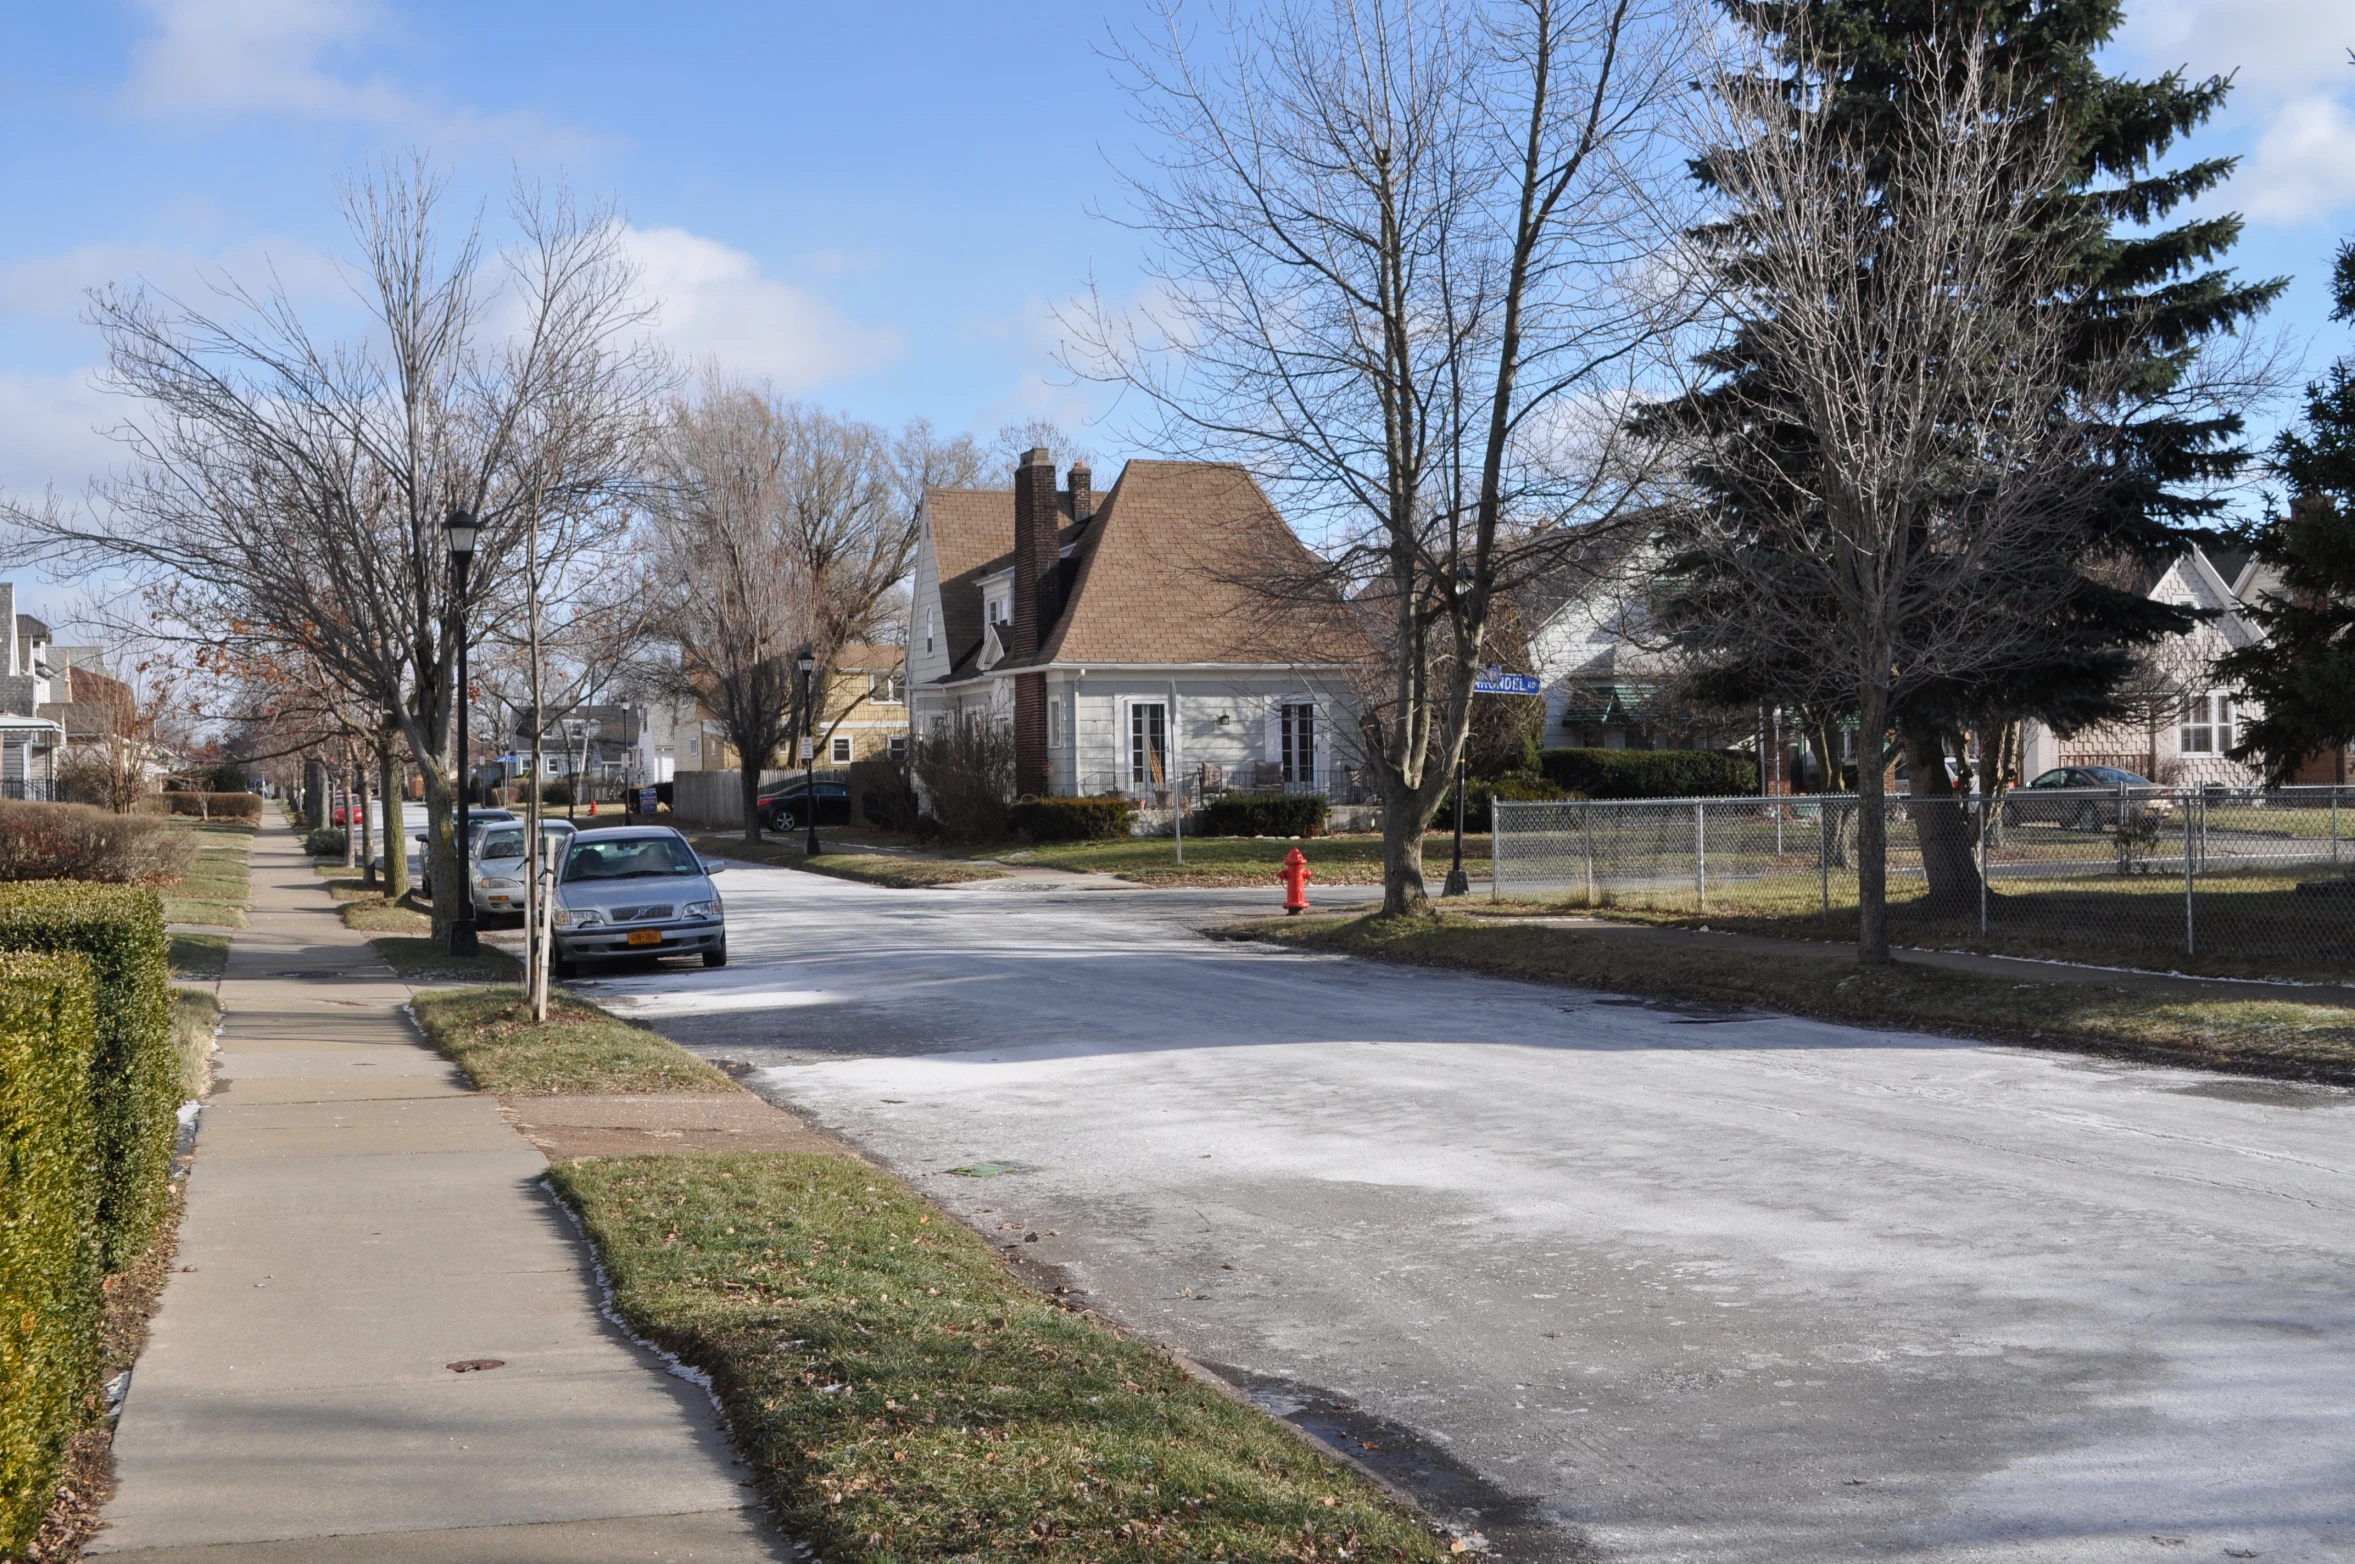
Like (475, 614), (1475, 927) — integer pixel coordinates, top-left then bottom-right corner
(908, 450), (1367, 803)
(2019, 544), (2271, 787)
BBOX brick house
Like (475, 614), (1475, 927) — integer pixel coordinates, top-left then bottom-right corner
(907, 449), (1365, 802)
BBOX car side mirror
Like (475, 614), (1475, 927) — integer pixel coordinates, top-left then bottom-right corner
(702, 862), (726, 874)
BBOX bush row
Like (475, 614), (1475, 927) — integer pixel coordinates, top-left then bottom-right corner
(303, 826), (348, 859)
(1006, 795), (1137, 842)
(1198, 792), (1330, 838)
(1536, 747), (1759, 799)
(1437, 772), (1583, 832)
(0, 800), (197, 886)
(0, 952), (102, 1558)
(0, 884), (178, 1274)
(152, 791), (262, 822)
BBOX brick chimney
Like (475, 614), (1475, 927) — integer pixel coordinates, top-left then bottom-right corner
(1011, 447), (1059, 659)
(1067, 462), (1093, 525)
(1011, 448), (1058, 796)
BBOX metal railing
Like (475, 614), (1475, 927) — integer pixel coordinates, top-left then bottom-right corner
(1492, 785), (2355, 977)
(0, 778), (58, 802)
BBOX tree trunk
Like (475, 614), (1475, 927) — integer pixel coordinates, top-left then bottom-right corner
(377, 735), (408, 900)
(741, 756), (764, 848)
(1903, 723), (1982, 917)
(1380, 784), (1430, 916)
(1854, 681), (1891, 963)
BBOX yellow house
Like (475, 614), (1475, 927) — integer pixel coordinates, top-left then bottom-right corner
(672, 643), (907, 773)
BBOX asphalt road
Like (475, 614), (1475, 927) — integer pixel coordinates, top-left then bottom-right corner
(577, 855), (2355, 1564)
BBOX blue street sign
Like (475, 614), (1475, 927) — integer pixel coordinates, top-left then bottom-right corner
(1473, 667), (1543, 696)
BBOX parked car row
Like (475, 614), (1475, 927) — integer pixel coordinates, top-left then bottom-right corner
(2002, 767), (2175, 830)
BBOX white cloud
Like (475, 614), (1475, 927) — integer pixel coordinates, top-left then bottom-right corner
(2117, 0), (2352, 96)
(117, 0), (600, 156)
(2238, 92), (2355, 224)
(0, 370), (128, 500)
(622, 226), (903, 391)
(2110, 0), (2355, 226)
(122, 0), (408, 120)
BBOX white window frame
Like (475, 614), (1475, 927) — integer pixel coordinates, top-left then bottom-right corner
(2180, 691), (2235, 756)
(830, 734), (853, 764)
(1126, 698), (1171, 792)
(887, 732), (908, 761)
(1048, 691), (1061, 750)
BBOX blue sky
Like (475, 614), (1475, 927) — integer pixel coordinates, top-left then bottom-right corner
(1, 0), (2352, 615)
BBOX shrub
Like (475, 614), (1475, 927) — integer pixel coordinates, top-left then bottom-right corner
(1438, 772), (1581, 832)
(858, 764), (923, 834)
(0, 801), (193, 885)
(154, 791), (262, 822)
(0, 952), (102, 1559)
(302, 826), (348, 859)
(911, 712), (1014, 843)
(1537, 747), (1759, 799)
(1008, 795), (1136, 842)
(1198, 792), (1330, 837)
(537, 781), (573, 807)
(0, 884), (176, 1273)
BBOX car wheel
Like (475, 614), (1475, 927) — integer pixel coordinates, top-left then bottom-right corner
(2070, 802), (2101, 832)
(2000, 803), (2019, 828)
(553, 955), (578, 979)
(703, 940), (728, 969)
(774, 808), (797, 833)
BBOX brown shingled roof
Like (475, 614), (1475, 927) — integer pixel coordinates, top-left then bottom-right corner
(926, 460), (1363, 680)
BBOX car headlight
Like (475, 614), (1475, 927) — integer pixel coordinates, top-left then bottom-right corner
(553, 907), (603, 928)
(483, 877), (522, 890)
(682, 899), (721, 920)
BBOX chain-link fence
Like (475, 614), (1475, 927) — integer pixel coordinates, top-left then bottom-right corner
(1492, 786), (2355, 980)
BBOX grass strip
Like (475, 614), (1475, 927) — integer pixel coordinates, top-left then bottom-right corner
(159, 823), (256, 929)
(550, 1151), (1452, 1563)
(1235, 912), (2355, 1085)
(167, 932), (228, 983)
(366, 936), (522, 985)
(410, 985), (732, 1094)
(171, 988), (217, 1100)
(995, 834), (1491, 889)
(693, 836), (1008, 888)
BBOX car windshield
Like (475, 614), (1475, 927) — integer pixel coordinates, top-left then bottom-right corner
(480, 831), (526, 861)
(562, 836), (702, 882)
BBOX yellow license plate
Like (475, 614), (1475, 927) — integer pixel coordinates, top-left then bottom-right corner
(626, 929), (662, 946)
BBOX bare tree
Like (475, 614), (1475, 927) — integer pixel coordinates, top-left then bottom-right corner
(1657, 27), (2132, 959)
(10, 158), (663, 936)
(650, 383), (977, 846)
(1078, 0), (1699, 914)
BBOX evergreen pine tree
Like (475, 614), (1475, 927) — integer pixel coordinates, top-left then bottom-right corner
(2218, 239), (2355, 782)
(1655, 0), (2282, 920)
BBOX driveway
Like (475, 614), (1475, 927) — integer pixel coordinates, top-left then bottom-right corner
(579, 857), (2355, 1564)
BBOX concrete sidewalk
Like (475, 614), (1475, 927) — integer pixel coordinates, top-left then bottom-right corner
(94, 816), (784, 1563)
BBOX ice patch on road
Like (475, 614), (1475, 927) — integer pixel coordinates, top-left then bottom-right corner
(587, 983), (844, 1018)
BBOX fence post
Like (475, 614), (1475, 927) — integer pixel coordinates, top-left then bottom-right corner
(2335, 784), (2342, 866)
(1582, 802), (1596, 908)
(1491, 802), (1503, 902)
(1978, 791), (1989, 936)
(2184, 789), (2196, 958)
(1694, 799), (1707, 913)
(1819, 797), (1831, 923)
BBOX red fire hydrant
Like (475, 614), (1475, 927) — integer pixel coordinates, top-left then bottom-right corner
(1280, 847), (1313, 915)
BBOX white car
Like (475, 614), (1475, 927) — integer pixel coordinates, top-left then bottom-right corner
(468, 819), (579, 925)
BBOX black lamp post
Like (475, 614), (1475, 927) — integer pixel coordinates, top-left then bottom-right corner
(797, 646), (821, 857)
(445, 508), (480, 957)
(1443, 749), (1469, 896)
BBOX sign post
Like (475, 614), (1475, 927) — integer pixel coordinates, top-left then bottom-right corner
(1447, 668), (1543, 896)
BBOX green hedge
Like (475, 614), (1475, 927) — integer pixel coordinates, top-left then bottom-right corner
(1537, 747), (1759, 799)
(1438, 772), (1582, 832)
(1198, 793), (1330, 837)
(302, 826), (348, 859)
(0, 884), (176, 1274)
(0, 952), (102, 1558)
(1007, 795), (1136, 843)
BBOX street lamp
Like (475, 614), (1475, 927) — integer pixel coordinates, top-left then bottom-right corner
(1443, 749), (1470, 896)
(444, 508), (480, 957)
(797, 646), (821, 858)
